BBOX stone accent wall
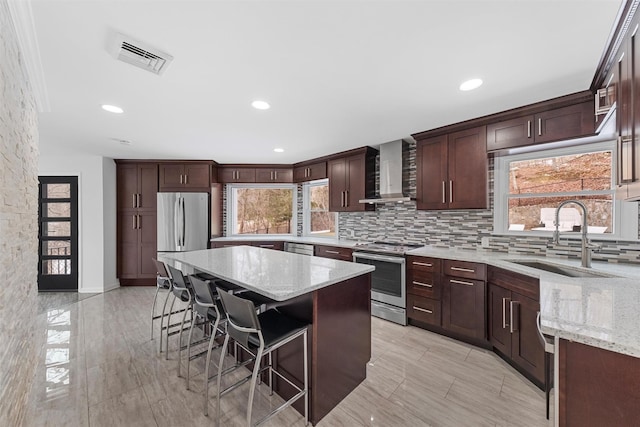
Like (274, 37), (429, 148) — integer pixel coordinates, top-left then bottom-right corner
(0, 1), (40, 424)
(339, 141), (640, 264)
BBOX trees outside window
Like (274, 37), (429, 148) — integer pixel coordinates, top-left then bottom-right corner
(303, 179), (336, 237)
(229, 185), (296, 235)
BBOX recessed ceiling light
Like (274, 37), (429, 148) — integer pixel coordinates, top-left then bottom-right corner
(274, 148), (284, 153)
(459, 78), (483, 91)
(101, 104), (124, 114)
(251, 100), (270, 110)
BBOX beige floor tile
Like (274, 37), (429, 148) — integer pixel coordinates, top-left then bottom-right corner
(87, 357), (142, 406)
(88, 386), (157, 427)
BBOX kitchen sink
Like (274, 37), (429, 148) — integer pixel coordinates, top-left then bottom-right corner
(508, 260), (618, 278)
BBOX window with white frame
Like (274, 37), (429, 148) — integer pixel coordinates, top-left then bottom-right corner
(302, 179), (337, 238)
(494, 140), (638, 240)
(227, 184), (297, 236)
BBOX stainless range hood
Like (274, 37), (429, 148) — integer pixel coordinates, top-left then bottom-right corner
(359, 140), (413, 204)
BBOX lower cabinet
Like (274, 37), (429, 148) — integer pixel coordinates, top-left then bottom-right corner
(488, 266), (544, 385)
(442, 260), (487, 341)
(117, 211), (157, 282)
(314, 245), (353, 261)
(211, 240), (284, 251)
(406, 256), (442, 326)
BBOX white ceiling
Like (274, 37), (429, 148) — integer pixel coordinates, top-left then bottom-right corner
(29, 0), (622, 164)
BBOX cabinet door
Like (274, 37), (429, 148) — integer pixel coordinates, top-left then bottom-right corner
(416, 136), (448, 210)
(218, 168), (256, 183)
(118, 212), (139, 278)
(344, 155), (366, 211)
(307, 162), (327, 181)
(255, 168), (293, 183)
(486, 115), (534, 151)
(488, 284), (512, 356)
(138, 211), (157, 279)
(407, 294), (441, 326)
(447, 126), (487, 210)
(138, 164), (158, 210)
(183, 164), (211, 189)
(442, 276), (486, 340)
(328, 158), (347, 212)
(158, 164), (184, 190)
(117, 164), (139, 210)
(535, 101), (595, 144)
(510, 291), (544, 383)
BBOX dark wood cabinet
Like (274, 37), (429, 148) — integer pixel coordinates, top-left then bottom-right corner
(116, 162), (158, 285)
(406, 256), (442, 326)
(416, 126), (487, 210)
(327, 147), (377, 212)
(487, 266), (544, 386)
(441, 259), (486, 340)
(218, 167), (256, 183)
(211, 240), (284, 251)
(293, 161), (327, 182)
(314, 245), (353, 261)
(159, 162), (210, 191)
(255, 167), (293, 183)
(559, 339), (640, 426)
(486, 101), (595, 151)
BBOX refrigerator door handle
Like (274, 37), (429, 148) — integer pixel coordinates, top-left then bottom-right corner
(174, 196), (180, 250)
(181, 196), (186, 247)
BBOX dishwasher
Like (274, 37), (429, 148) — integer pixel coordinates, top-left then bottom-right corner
(284, 242), (314, 256)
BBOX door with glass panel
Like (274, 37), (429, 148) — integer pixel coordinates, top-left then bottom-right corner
(38, 176), (78, 291)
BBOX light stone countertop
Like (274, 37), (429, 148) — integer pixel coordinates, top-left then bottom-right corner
(161, 246), (374, 301)
(210, 235), (365, 248)
(406, 246), (640, 358)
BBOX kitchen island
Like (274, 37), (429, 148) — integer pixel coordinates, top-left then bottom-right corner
(162, 246), (374, 425)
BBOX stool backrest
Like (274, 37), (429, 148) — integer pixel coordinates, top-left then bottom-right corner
(189, 275), (216, 307)
(216, 287), (261, 348)
(167, 264), (192, 297)
(152, 258), (170, 278)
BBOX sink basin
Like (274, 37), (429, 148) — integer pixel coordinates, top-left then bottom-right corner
(509, 260), (618, 278)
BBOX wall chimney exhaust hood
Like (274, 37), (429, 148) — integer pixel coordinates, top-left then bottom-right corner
(359, 140), (413, 204)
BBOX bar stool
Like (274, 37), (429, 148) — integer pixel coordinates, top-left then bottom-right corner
(165, 265), (195, 368)
(536, 311), (555, 420)
(186, 275), (227, 392)
(151, 258), (172, 342)
(215, 288), (309, 426)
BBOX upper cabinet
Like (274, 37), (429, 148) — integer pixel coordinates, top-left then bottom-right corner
(416, 126), (488, 210)
(486, 101), (595, 151)
(218, 166), (256, 183)
(293, 161), (327, 182)
(159, 162), (211, 191)
(254, 167), (293, 183)
(117, 163), (158, 211)
(327, 147), (377, 212)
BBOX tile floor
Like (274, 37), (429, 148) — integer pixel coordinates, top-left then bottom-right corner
(23, 287), (553, 426)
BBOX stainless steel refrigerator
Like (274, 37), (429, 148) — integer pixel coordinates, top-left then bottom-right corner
(157, 192), (209, 253)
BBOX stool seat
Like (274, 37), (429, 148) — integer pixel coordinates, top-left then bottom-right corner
(248, 310), (307, 349)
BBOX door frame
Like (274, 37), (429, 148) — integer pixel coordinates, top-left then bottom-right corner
(38, 175), (80, 292)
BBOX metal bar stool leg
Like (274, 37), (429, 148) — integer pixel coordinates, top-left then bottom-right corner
(246, 346), (265, 426)
(164, 294), (177, 357)
(150, 286), (161, 340)
(158, 287), (172, 353)
(203, 318), (222, 416)
(215, 334), (232, 424)
(176, 300), (191, 376)
(185, 310), (198, 389)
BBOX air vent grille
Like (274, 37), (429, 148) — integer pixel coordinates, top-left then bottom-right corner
(111, 33), (173, 75)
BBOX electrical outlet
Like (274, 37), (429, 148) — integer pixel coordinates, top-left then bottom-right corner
(480, 236), (490, 248)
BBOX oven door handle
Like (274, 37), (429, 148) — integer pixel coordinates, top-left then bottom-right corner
(353, 252), (406, 264)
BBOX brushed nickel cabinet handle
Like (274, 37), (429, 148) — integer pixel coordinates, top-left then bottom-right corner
(449, 181), (453, 203)
(450, 279), (474, 286)
(442, 181), (446, 204)
(259, 244), (274, 248)
(413, 261), (432, 267)
(341, 191), (346, 207)
(180, 174), (183, 184)
(137, 194), (141, 208)
(184, 174), (188, 184)
(502, 297), (509, 329)
(527, 120), (531, 138)
(326, 250), (340, 254)
(412, 281), (433, 288)
(274, 170), (278, 180)
(538, 118), (542, 136)
(450, 266), (475, 273)
(137, 215), (141, 229)
(345, 190), (349, 207)
(132, 215), (136, 229)
(132, 194), (136, 208)
(413, 306), (433, 314)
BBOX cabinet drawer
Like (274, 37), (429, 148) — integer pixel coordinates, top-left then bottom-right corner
(253, 241), (284, 251)
(314, 245), (353, 261)
(406, 255), (440, 273)
(407, 295), (441, 326)
(443, 259), (486, 280)
(407, 269), (440, 299)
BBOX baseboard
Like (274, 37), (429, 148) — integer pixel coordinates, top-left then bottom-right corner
(79, 282), (119, 294)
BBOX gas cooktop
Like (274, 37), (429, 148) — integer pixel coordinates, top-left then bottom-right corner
(353, 241), (423, 255)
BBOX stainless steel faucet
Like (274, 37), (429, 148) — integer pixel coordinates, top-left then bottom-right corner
(552, 200), (600, 268)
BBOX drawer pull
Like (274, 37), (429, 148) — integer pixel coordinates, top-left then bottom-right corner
(325, 250), (340, 254)
(450, 279), (474, 286)
(450, 266), (475, 273)
(259, 245), (274, 248)
(413, 261), (433, 267)
(413, 306), (433, 314)
(412, 281), (433, 288)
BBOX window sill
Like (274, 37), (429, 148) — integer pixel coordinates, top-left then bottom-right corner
(491, 230), (640, 243)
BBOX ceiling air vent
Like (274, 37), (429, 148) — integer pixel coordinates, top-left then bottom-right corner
(111, 33), (173, 75)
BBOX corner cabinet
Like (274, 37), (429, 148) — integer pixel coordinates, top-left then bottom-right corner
(487, 266), (544, 386)
(416, 126), (487, 210)
(116, 162), (159, 285)
(159, 162), (211, 191)
(327, 147), (377, 212)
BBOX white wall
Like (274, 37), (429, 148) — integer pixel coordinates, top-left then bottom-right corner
(39, 154), (118, 292)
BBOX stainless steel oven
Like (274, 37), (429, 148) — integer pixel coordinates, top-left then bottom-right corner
(352, 251), (406, 325)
